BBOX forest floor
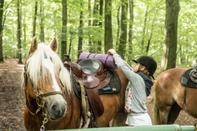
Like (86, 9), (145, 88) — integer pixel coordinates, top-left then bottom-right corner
(0, 59), (197, 131)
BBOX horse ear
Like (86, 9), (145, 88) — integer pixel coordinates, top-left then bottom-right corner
(50, 37), (58, 51)
(29, 36), (38, 54)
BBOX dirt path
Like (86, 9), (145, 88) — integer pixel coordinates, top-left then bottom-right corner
(0, 59), (26, 131)
(0, 59), (196, 131)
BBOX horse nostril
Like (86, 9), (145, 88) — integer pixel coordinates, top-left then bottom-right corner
(52, 105), (58, 112)
(52, 104), (65, 118)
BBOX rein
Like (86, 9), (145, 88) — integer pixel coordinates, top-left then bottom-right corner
(24, 65), (63, 131)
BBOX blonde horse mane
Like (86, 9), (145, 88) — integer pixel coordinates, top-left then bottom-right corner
(22, 43), (71, 93)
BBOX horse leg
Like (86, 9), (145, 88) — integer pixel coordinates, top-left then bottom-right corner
(158, 105), (172, 124)
(158, 103), (181, 124)
(153, 96), (172, 124)
(153, 97), (160, 125)
(167, 103), (181, 124)
(111, 111), (127, 126)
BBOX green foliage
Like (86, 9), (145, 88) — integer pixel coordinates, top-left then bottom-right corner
(2, 0), (197, 69)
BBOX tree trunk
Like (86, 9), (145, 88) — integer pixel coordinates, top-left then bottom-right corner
(141, 5), (149, 53)
(118, 0), (128, 58)
(161, 0), (180, 71)
(61, 0), (68, 60)
(17, 0), (22, 64)
(40, 1), (44, 42)
(32, 1), (37, 37)
(146, 9), (159, 54)
(93, 0), (100, 52)
(0, 0), (4, 62)
(23, 8), (27, 48)
(104, 0), (113, 52)
(127, 0), (133, 64)
(97, 0), (103, 52)
(68, 30), (73, 57)
(88, 0), (92, 52)
(78, 1), (83, 58)
(116, 6), (120, 46)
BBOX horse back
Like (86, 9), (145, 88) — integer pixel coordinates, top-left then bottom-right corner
(154, 68), (187, 106)
(154, 67), (197, 124)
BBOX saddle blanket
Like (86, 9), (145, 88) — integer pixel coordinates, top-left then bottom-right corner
(181, 68), (197, 88)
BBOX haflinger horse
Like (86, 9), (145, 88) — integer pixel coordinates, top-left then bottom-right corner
(22, 36), (129, 131)
(153, 67), (197, 124)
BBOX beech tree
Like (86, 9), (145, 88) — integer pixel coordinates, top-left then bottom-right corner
(161, 0), (180, 71)
(0, 0), (4, 62)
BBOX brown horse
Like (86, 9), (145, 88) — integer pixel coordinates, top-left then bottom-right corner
(22, 37), (128, 131)
(153, 67), (197, 124)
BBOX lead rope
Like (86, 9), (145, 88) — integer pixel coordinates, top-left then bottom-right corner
(33, 85), (48, 131)
(35, 92), (48, 131)
(40, 114), (48, 131)
(79, 81), (91, 128)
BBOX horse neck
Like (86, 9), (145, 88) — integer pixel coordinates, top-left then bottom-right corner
(59, 91), (82, 128)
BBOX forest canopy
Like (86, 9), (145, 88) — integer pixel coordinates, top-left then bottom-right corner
(1, 0), (197, 74)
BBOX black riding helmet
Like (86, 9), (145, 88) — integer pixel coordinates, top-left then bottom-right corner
(133, 56), (157, 79)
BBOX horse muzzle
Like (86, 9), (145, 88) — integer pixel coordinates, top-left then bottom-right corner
(50, 102), (67, 120)
(44, 95), (67, 120)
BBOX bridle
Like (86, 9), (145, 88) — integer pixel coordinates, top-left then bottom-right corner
(23, 64), (63, 131)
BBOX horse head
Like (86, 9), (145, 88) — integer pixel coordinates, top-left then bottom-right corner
(23, 36), (72, 121)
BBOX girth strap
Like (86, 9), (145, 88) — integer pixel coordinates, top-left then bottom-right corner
(86, 88), (104, 118)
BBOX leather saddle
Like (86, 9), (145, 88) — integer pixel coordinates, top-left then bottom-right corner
(181, 67), (197, 88)
(64, 57), (121, 119)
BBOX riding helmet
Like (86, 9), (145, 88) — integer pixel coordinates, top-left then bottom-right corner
(133, 56), (157, 79)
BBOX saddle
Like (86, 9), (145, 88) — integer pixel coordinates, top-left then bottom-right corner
(181, 66), (197, 87)
(64, 56), (121, 122)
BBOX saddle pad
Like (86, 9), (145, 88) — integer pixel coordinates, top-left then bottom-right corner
(181, 68), (197, 88)
(98, 69), (121, 94)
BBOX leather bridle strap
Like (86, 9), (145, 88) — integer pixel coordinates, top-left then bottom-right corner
(39, 91), (62, 97)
